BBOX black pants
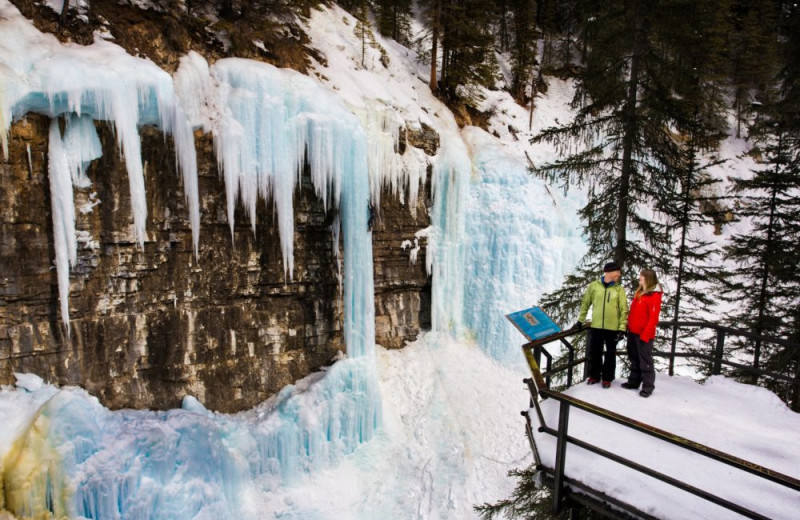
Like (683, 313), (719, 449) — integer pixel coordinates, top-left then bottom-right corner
(625, 332), (655, 392)
(587, 328), (618, 382)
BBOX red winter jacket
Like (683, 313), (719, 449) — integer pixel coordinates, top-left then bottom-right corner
(627, 285), (663, 343)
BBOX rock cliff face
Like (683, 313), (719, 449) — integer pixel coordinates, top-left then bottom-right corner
(0, 110), (436, 412)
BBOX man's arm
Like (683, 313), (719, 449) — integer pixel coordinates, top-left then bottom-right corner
(618, 287), (629, 331)
(577, 283), (593, 323)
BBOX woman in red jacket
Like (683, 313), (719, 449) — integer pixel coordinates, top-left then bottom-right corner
(622, 269), (663, 398)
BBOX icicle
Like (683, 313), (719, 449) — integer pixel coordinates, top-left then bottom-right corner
(0, 13), (202, 252)
(331, 213), (342, 295)
(26, 143), (32, 178)
(47, 119), (77, 334)
(350, 101), (401, 209)
(428, 135), (471, 335)
(399, 146), (427, 217)
(62, 114), (101, 188)
(170, 104), (201, 256)
(1, 76), (11, 159)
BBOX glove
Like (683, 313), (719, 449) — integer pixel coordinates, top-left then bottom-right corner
(616, 331), (625, 343)
(573, 321), (582, 330)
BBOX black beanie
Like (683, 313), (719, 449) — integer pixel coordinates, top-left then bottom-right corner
(603, 262), (621, 272)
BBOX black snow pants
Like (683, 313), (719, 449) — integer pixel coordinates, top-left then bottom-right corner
(625, 332), (656, 392)
(587, 328), (619, 382)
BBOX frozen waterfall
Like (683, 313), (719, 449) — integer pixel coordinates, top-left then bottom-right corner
(0, 1), (590, 518)
(0, 1), (201, 328)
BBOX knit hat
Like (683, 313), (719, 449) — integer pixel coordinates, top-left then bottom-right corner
(603, 262), (621, 272)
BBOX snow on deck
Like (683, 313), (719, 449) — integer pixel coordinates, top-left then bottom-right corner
(531, 375), (800, 520)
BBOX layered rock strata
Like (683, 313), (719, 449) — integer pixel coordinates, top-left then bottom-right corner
(0, 115), (436, 412)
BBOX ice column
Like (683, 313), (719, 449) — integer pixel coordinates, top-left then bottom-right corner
(428, 134), (471, 335)
(201, 58), (375, 357)
(461, 128), (586, 364)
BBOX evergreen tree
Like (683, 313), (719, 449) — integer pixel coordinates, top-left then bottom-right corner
(546, 0), (579, 72)
(727, 0), (781, 138)
(441, 0), (499, 101)
(354, 0), (372, 67)
(775, 0), (800, 411)
(420, 0), (443, 94)
(531, 0), (692, 326)
(419, 0), (499, 104)
(475, 465), (578, 519)
(722, 125), (800, 406)
(373, 0), (413, 45)
(658, 0), (730, 368)
(721, 1), (800, 410)
(508, 0), (538, 103)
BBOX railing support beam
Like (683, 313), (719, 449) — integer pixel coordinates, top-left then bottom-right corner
(552, 400), (570, 512)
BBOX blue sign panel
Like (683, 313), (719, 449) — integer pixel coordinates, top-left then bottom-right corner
(506, 306), (561, 341)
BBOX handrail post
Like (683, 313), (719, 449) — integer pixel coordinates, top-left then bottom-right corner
(669, 324), (678, 376)
(560, 338), (575, 387)
(552, 400), (571, 513)
(542, 349), (553, 388)
(713, 330), (725, 376)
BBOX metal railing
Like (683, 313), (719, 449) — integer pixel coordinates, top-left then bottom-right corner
(523, 320), (800, 406)
(527, 387), (800, 519)
(659, 320), (800, 395)
(519, 322), (800, 518)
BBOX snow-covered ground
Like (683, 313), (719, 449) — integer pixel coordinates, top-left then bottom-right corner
(532, 375), (800, 520)
(254, 335), (533, 519)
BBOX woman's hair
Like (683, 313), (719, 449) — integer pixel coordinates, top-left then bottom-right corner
(635, 269), (659, 298)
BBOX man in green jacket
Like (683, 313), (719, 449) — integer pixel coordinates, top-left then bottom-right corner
(576, 262), (629, 388)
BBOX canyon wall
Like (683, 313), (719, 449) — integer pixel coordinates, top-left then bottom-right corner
(0, 114), (436, 412)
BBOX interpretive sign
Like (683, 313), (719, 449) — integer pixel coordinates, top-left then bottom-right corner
(506, 306), (561, 341)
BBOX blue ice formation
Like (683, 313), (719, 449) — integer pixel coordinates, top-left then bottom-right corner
(3, 52), (382, 520)
(174, 54), (376, 358)
(428, 134), (471, 335)
(461, 128), (585, 364)
(4, 361), (379, 520)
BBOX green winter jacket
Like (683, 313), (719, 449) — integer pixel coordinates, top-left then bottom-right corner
(578, 278), (629, 331)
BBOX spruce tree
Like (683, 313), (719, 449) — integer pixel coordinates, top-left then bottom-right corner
(531, 0), (690, 326)
(475, 465), (579, 519)
(727, 0), (780, 138)
(722, 125), (800, 405)
(419, 0), (499, 103)
(658, 0), (731, 370)
(354, 0), (372, 67)
(508, 0), (538, 104)
(721, 1), (800, 410)
(373, 0), (413, 45)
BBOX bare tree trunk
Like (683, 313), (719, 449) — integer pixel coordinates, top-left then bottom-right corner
(60, 0), (70, 27)
(429, 0), (440, 94)
(615, 10), (643, 268)
(670, 130), (695, 375)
